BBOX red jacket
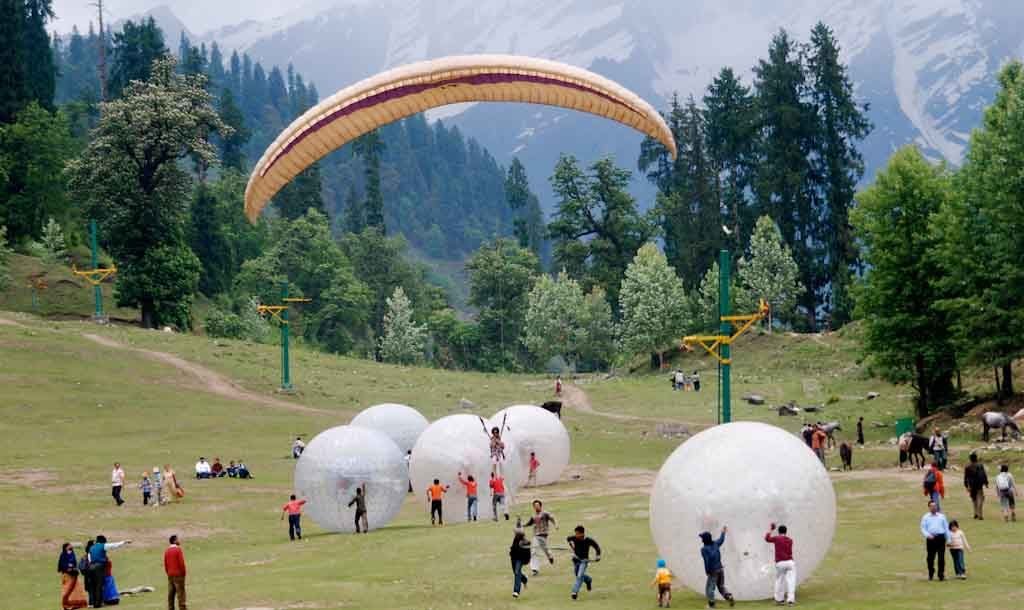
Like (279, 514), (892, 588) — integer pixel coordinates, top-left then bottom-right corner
(164, 545), (186, 577)
(765, 532), (793, 562)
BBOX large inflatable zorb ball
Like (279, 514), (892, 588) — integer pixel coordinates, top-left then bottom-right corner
(409, 414), (524, 523)
(293, 425), (407, 534)
(489, 405), (570, 486)
(349, 403), (429, 454)
(649, 421), (836, 601)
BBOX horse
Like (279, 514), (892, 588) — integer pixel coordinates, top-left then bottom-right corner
(981, 411), (1021, 441)
(820, 421), (842, 449)
(899, 433), (929, 469)
(839, 442), (853, 471)
(540, 401), (563, 419)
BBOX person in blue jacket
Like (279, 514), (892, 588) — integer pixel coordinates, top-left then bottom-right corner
(699, 526), (734, 608)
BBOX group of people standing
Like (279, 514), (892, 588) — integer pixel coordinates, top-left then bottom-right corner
(112, 462), (183, 507)
(670, 370), (701, 392)
(57, 536), (130, 609)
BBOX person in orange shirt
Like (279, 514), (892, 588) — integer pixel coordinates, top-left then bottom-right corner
(528, 452), (540, 487)
(280, 494), (307, 541)
(457, 472), (479, 522)
(924, 460), (946, 510)
(811, 425), (828, 465)
(490, 471), (509, 521)
(427, 479), (449, 526)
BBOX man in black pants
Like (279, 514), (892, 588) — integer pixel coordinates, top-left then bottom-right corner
(920, 501), (949, 581)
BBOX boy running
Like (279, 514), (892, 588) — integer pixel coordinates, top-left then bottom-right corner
(490, 471), (509, 521)
(524, 499), (557, 574)
(281, 494), (307, 541)
(427, 479), (449, 526)
(700, 527), (734, 608)
(457, 472), (479, 521)
(651, 558), (672, 608)
(567, 525), (601, 600)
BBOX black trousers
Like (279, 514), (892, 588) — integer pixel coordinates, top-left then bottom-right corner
(89, 562), (107, 607)
(288, 514), (302, 540)
(431, 499), (443, 524)
(111, 485), (123, 506)
(926, 536), (946, 580)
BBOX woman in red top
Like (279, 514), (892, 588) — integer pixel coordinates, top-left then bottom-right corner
(765, 523), (796, 605)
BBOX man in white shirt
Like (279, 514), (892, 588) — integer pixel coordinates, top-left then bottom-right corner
(111, 462), (126, 506)
(292, 436), (306, 459)
(195, 457), (212, 479)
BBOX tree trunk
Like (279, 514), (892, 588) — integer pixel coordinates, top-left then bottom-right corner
(657, 351), (665, 370)
(141, 298), (156, 329)
(1002, 362), (1014, 397)
(915, 354), (929, 419)
(956, 369), (962, 393)
(995, 367), (1003, 406)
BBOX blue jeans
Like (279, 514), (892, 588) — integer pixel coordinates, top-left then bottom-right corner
(933, 449), (947, 470)
(467, 496), (478, 521)
(705, 569), (731, 605)
(571, 558), (592, 595)
(512, 559), (528, 594)
(950, 548), (965, 575)
(930, 490), (942, 511)
(288, 514), (302, 540)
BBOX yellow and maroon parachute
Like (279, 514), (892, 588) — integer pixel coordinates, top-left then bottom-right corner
(245, 54), (677, 222)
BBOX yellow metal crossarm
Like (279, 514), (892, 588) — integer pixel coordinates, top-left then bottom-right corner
(680, 300), (770, 365)
(72, 264), (117, 286)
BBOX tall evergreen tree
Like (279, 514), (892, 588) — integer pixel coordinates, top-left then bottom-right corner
(466, 238), (539, 370)
(108, 17), (168, 98)
(24, 0), (56, 111)
(354, 130), (386, 232)
(216, 88), (249, 171)
(807, 22), (871, 327)
(0, 0), (28, 124)
(752, 29), (819, 327)
(341, 185), (364, 234)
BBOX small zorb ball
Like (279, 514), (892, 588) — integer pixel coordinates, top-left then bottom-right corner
(488, 405), (571, 486)
(293, 425), (407, 534)
(349, 402), (429, 454)
(649, 421), (836, 601)
(409, 414), (523, 523)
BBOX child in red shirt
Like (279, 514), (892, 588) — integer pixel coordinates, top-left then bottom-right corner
(280, 495), (307, 541)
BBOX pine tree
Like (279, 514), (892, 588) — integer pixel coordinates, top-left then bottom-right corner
(380, 286), (428, 364)
(694, 261), (736, 333)
(523, 270), (588, 368)
(0, 0), (28, 124)
(618, 243), (689, 369)
(466, 238), (539, 370)
(807, 22), (871, 327)
(580, 286), (615, 369)
(109, 17), (168, 98)
(354, 130), (386, 232)
(506, 157), (544, 253)
(217, 88), (249, 171)
(341, 185), (364, 234)
(40, 216), (66, 263)
(852, 146), (956, 417)
(24, 0), (56, 111)
(736, 216), (803, 330)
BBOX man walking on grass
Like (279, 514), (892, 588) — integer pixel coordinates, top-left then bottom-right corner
(164, 534), (187, 610)
(964, 452), (989, 520)
(920, 500), (949, 581)
(281, 494), (307, 540)
(111, 462), (125, 506)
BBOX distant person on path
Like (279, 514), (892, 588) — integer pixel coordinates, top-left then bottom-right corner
(510, 522), (532, 598)
(920, 500), (949, 581)
(699, 527), (734, 608)
(490, 471), (509, 521)
(857, 417), (865, 446)
(457, 472), (479, 522)
(963, 452), (989, 520)
(650, 558), (672, 608)
(87, 535), (130, 608)
(211, 457), (225, 478)
(194, 457), (211, 479)
(996, 464), (1017, 522)
(946, 520), (970, 579)
(58, 542), (88, 610)
(555, 376), (563, 396)
(528, 452), (540, 487)
(281, 495), (307, 540)
(765, 523), (796, 605)
(110, 463), (125, 506)
(692, 370), (701, 392)
(138, 472), (152, 506)
(567, 525), (601, 600)
(164, 534), (187, 610)
(347, 483), (369, 533)
(524, 499), (557, 574)
(292, 436), (306, 459)
(811, 425), (827, 465)
(923, 461), (945, 510)
(428, 479), (449, 526)
(929, 428), (947, 470)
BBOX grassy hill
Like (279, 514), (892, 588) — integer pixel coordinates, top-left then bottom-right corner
(6, 310), (1024, 609)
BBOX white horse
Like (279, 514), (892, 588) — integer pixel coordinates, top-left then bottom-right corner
(981, 412), (1021, 441)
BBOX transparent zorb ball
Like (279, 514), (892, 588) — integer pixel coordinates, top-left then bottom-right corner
(350, 403), (429, 454)
(489, 404), (571, 487)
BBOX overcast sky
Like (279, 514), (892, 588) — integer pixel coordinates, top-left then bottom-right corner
(49, 1), (311, 33)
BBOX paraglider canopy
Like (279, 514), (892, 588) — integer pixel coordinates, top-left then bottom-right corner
(245, 54), (677, 222)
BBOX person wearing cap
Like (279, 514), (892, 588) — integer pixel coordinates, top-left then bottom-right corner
(650, 558), (673, 607)
(699, 527), (734, 608)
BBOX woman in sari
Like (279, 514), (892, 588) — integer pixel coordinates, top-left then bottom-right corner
(102, 557), (121, 605)
(58, 543), (88, 609)
(163, 464), (183, 502)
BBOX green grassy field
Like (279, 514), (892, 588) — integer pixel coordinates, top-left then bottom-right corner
(4, 311), (1024, 610)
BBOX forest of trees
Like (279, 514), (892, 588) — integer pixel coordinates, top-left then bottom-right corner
(1, 6), (1020, 416)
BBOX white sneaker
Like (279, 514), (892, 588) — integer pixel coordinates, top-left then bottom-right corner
(512, 592), (519, 598)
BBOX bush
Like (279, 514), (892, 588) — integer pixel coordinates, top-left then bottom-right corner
(204, 308), (248, 339)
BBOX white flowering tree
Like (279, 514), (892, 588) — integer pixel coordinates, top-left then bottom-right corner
(379, 286), (427, 364)
(737, 215), (804, 330)
(523, 270), (587, 367)
(618, 243), (689, 368)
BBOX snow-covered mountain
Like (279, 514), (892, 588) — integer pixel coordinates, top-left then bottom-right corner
(137, 0), (1024, 206)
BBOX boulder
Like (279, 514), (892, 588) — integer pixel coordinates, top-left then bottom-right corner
(866, 391), (880, 400)
(459, 398), (478, 410)
(744, 394), (766, 405)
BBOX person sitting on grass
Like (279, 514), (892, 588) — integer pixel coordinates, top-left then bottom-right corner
(292, 437), (306, 459)
(194, 457), (211, 479)
(236, 460), (253, 479)
(211, 457), (225, 478)
(651, 558), (672, 608)
(226, 461), (239, 478)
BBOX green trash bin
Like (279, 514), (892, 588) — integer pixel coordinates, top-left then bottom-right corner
(895, 417), (915, 437)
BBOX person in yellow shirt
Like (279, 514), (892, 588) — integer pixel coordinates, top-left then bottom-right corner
(651, 558), (673, 608)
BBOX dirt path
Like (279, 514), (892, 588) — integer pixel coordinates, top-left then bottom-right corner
(82, 333), (330, 415)
(0, 316), (28, 328)
(561, 383), (701, 428)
